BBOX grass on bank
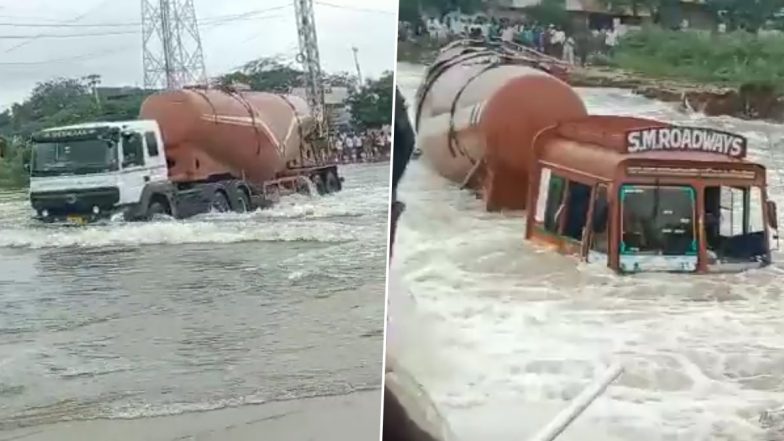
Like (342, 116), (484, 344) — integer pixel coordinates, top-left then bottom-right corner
(0, 143), (31, 189)
(610, 27), (784, 90)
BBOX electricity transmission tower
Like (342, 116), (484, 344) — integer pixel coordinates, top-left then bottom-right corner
(141, 0), (207, 90)
(293, 0), (327, 136)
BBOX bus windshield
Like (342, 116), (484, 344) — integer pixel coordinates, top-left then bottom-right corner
(620, 185), (697, 257)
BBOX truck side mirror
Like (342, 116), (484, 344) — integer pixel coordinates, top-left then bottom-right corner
(767, 200), (778, 230)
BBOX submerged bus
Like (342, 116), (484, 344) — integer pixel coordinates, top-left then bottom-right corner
(525, 116), (779, 274)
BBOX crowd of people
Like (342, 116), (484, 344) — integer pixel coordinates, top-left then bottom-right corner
(400, 14), (626, 66)
(325, 128), (392, 164)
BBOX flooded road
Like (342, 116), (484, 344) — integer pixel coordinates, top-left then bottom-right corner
(392, 62), (784, 441)
(0, 163), (388, 430)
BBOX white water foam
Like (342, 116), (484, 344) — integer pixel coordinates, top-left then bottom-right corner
(392, 65), (784, 441)
(0, 174), (386, 250)
(0, 218), (358, 249)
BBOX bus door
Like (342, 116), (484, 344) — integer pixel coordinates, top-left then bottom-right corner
(585, 184), (610, 265)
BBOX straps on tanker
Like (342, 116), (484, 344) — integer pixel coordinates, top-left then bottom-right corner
(447, 61), (500, 162)
(460, 157), (485, 190)
(414, 47), (498, 131)
(415, 39), (568, 130)
(227, 91), (265, 157)
(276, 94), (307, 167)
(190, 88), (219, 123)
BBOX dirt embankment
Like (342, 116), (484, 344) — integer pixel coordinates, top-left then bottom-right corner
(570, 67), (784, 122)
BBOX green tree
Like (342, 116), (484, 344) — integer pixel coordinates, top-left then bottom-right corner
(325, 71), (359, 89)
(524, 0), (570, 28)
(707, 0), (784, 31)
(218, 58), (305, 92)
(0, 78), (102, 138)
(218, 57), (358, 93)
(346, 71), (394, 130)
(0, 138), (32, 188)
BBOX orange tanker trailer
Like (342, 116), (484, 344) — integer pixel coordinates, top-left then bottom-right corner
(28, 87), (342, 223)
(414, 40), (779, 274)
(140, 88), (323, 186)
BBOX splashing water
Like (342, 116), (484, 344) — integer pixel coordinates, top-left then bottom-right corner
(392, 63), (784, 441)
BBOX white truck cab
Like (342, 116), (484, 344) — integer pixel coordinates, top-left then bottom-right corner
(29, 120), (171, 223)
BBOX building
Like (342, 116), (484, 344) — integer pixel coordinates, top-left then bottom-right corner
(490, 0), (716, 30)
(291, 86), (352, 133)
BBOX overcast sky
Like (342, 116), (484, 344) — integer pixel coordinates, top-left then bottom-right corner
(0, 0), (398, 108)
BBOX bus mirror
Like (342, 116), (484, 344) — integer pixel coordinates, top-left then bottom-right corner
(767, 201), (778, 229)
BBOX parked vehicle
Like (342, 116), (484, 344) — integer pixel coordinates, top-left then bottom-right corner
(28, 87), (342, 224)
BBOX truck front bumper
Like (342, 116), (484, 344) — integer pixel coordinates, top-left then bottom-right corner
(30, 187), (125, 224)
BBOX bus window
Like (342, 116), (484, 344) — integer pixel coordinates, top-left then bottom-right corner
(564, 181), (592, 241)
(704, 185), (766, 264)
(591, 185), (609, 254)
(543, 174), (566, 233)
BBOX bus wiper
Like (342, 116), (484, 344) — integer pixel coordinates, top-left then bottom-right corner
(653, 178), (660, 219)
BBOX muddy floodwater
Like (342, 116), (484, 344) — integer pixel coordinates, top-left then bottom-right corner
(0, 163), (388, 430)
(392, 62), (784, 441)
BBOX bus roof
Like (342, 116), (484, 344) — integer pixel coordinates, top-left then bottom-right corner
(534, 116), (763, 181)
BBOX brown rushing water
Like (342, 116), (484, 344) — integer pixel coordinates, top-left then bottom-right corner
(391, 62), (784, 441)
(0, 163), (388, 430)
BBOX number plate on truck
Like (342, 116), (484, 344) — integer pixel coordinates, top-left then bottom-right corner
(66, 215), (86, 226)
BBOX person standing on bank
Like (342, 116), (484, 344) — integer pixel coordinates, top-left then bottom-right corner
(563, 34), (576, 65)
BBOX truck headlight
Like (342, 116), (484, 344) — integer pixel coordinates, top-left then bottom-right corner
(92, 206), (100, 214)
(41, 209), (49, 218)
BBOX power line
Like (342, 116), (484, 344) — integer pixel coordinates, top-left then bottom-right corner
(314, 1), (395, 16)
(0, 30), (137, 39)
(0, 8), (290, 41)
(0, 21), (139, 28)
(0, 4), (293, 28)
(0, 46), (128, 65)
(2, 0), (114, 53)
(0, 10), (286, 67)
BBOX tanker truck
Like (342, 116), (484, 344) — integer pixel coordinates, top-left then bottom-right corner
(27, 87), (342, 224)
(416, 39), (779, 274)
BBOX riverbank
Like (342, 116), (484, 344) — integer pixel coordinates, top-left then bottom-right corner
(571, 66), (784, 121)
(0, 390), (380, 441)
(397, 34), (784, 122)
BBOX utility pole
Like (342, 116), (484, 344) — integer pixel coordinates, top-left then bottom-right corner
(141, 0), (207, 90)
(293, 0), (327, 138)
(351, 46), (363, 87)
(83, 74), (102, 110)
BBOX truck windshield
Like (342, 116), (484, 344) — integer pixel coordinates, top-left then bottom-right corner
(32, 139), (118, 177)
(620, 185), (697, 257)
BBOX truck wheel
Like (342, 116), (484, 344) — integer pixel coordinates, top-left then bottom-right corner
(235, 189), (251, 213)
(146, 199), (171, 220)
(311, 175), (326, 196)
(211, 191), (231, 213)
(325, 171), (341, 193)
(297, 181), (311, 196)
